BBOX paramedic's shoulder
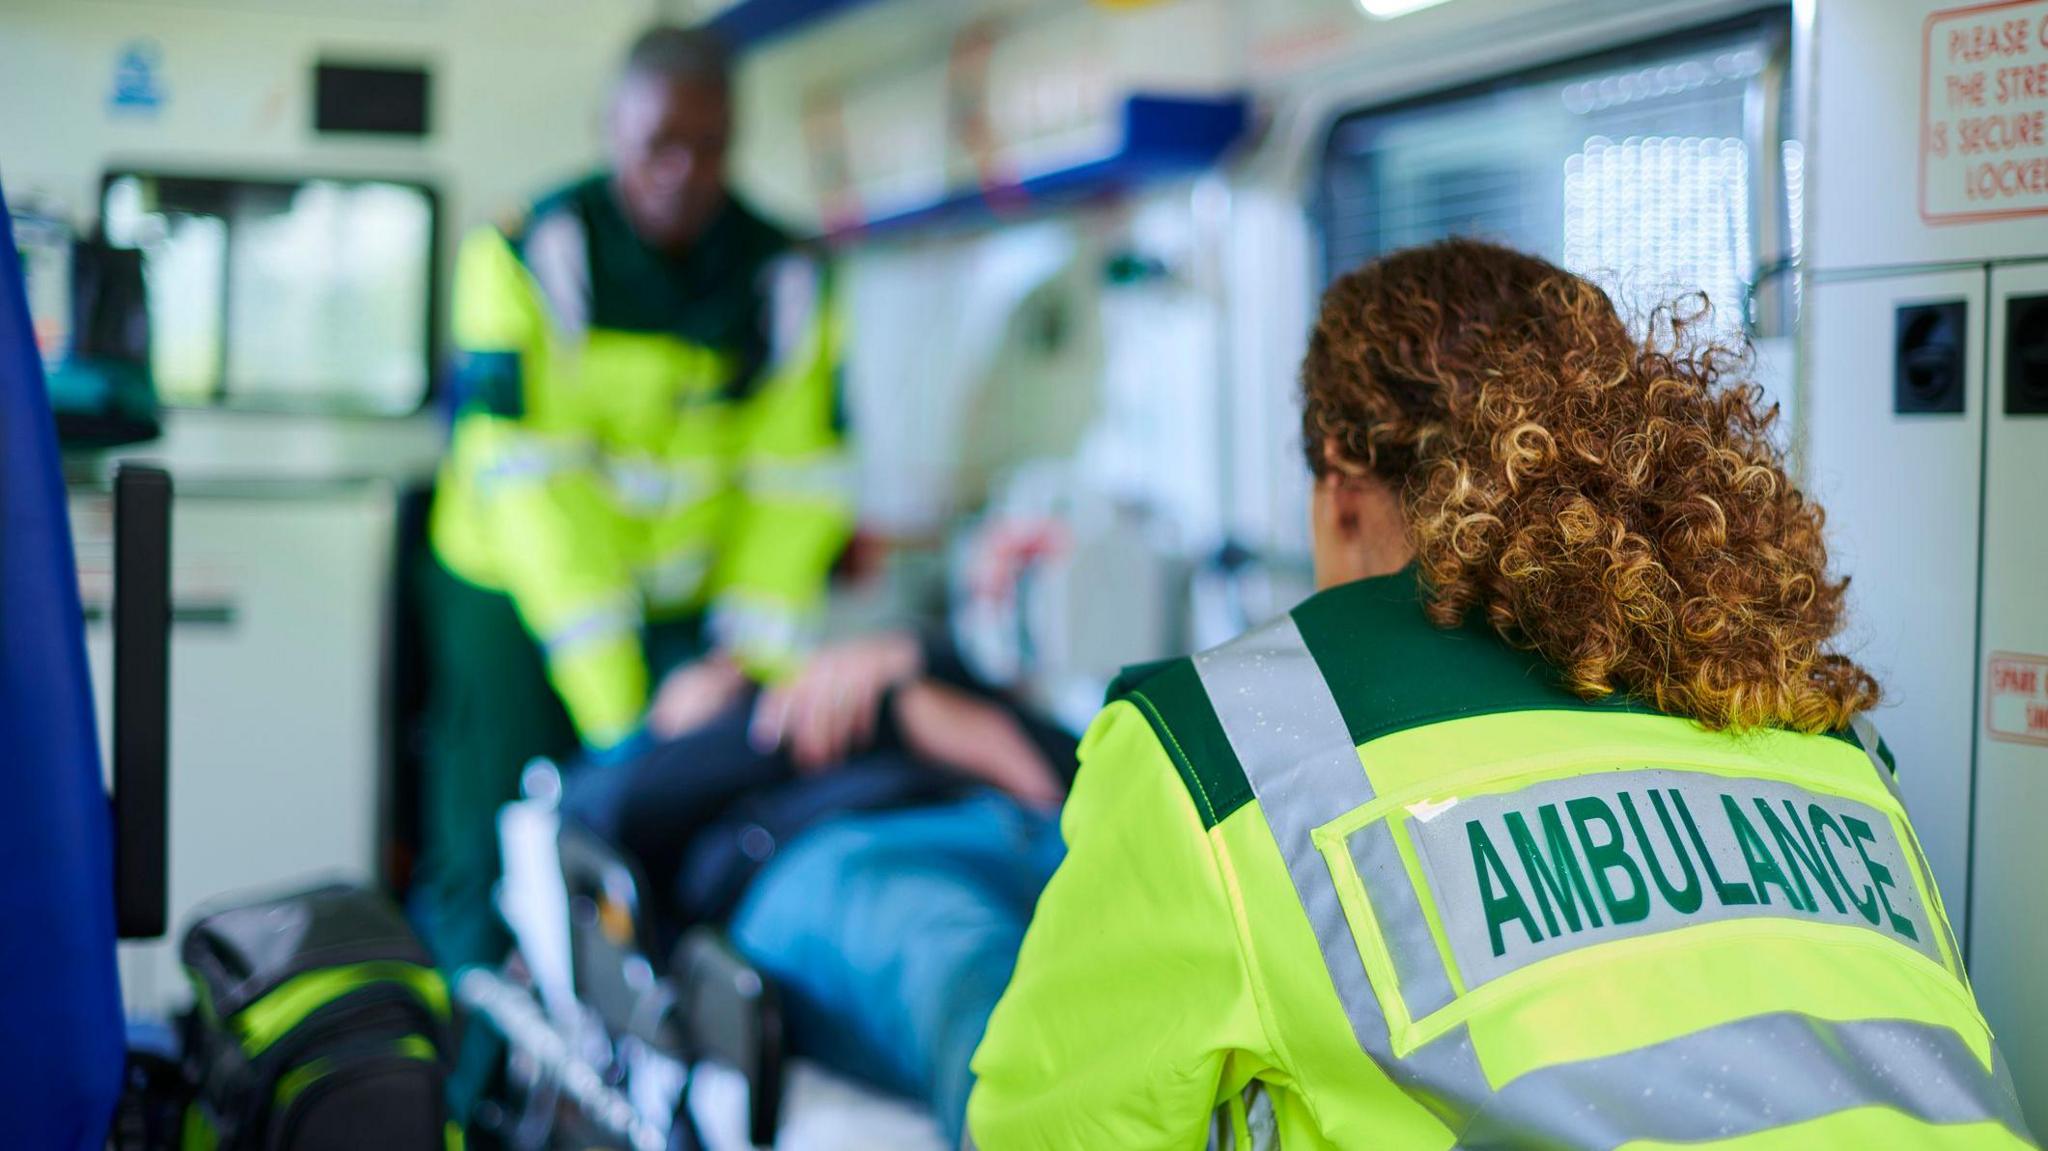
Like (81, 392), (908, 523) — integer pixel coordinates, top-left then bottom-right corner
(1094, 656), (1252, 833)
(970, 657), (1263, 1150)
(445, 176), (596, 359)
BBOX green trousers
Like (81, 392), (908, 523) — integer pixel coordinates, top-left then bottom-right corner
(413, 553), (581, 1135)
(414, 553), (704, 1134)
(412, 553), (579, 976)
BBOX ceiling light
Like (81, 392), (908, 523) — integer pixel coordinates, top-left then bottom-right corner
(1357, 0), (1455, 19)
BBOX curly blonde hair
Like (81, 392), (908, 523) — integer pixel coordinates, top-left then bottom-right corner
(1302, 239), (1878, 732)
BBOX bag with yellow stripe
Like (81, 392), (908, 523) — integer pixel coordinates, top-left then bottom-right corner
(179, 883), (458, 1151)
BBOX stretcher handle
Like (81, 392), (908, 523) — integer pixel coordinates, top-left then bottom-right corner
(112, 463), (170, 940)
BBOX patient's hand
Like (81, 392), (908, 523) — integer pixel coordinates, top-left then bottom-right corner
(750, 632), (923, 771)
(893, 680), (1066, 810)
(648, 654), (749, 741)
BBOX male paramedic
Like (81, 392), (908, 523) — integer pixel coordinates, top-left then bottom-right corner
(413, 22), (849, 1101)
(968, 240), (2036, 1149)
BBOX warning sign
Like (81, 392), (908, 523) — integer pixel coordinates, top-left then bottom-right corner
(1987, 651), (2048, 746)
(1922, 0), (2048, 223)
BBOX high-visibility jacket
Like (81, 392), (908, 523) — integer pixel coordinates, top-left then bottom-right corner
(430, 177), (851, 747)
(968, 567), (2036, 1150)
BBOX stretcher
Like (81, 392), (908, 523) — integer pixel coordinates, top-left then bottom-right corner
(472, 762), (950, 1151)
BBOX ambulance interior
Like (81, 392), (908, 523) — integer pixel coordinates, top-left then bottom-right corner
(2, 0), (2045, 1147)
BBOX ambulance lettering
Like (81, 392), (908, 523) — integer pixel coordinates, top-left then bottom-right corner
(1403, 769), (1940, 990)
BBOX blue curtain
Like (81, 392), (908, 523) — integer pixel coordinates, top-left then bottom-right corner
(0, 182), (125, 1145)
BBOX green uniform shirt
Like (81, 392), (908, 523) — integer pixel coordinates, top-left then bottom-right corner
(968, 567), (2035, 1150)
(430, 176), (851, 746)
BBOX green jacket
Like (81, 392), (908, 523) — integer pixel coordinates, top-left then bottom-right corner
(430, 177), (850, 746)
(969, 567), (2033, 1150)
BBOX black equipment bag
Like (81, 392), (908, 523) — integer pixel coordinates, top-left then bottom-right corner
(179, 882), (456, 1151)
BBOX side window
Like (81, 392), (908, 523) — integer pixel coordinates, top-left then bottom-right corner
(101, 172), (440, 415)
(1316, 14), (1796, 341)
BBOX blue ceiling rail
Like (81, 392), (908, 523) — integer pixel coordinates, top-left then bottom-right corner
(706, 0), (883, 51)
(831, 92), (1252, 239)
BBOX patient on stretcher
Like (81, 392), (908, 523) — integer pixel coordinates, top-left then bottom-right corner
(558, 627), (1074, 1143)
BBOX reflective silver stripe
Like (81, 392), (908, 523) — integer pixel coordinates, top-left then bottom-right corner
(1906, 824), (1967, 977)
(1194, 616), (1387, 1054)
(479, 443), (589, 488)
(524, 209), (591, 339)
(1464, 1014), (2033, 1149)
(1205, 1083), (1280, 1151)
(1849, 714), (1966, 973)
(1350, 820), (1458, 1018)
(1850, 714), (1904, 804)
(541, 602), (638, 660)
(637, 547), (711, 607)
(1193, 616), (1462, 1040)
(742, 453), (854, 503)
(764, 251), (825, 367)
(708, 596), (811, 662)
(1244, 1082), (1278, 1151)
(605, 459), (719, 513)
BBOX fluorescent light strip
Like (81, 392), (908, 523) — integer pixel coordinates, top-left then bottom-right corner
(1357, 0), (1455, 19)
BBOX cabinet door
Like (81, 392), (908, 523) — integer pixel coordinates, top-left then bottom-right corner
(78, 490), (394, 1016)
(1805, 268), (1988, 924)
(1971, 259), (2048, 1135)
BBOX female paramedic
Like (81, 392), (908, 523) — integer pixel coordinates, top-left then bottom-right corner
(966, 240), (2037, 1149)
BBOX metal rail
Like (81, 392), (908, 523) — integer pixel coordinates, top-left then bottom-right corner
(455, 967), (670, 1151)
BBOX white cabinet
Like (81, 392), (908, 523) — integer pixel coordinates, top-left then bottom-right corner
(1805, 258), (2048, 1132)
(1969, 260), (2048, 1131)
(1806, 268), (1989, 919)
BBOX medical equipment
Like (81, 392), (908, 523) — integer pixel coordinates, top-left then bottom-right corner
(475, 765), (948, 1151)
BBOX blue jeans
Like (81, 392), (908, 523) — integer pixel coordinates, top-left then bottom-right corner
(727, 792), (1066, 1143)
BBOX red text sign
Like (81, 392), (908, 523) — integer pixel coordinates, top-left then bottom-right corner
(1987, 651), (2048, 746)
(1923, 0), (2048, 223)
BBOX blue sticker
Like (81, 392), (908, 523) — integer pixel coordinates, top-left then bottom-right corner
(110, 40), (165, 113)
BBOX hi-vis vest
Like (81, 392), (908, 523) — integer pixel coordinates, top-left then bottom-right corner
(966, 568), (2036, 1150)
(430, 181), (850, 747)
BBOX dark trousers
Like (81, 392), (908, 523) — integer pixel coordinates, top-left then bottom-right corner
(411, 555), (578, 1133)
(560, 691), (965, 936)
(411, 553), (579, 975)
